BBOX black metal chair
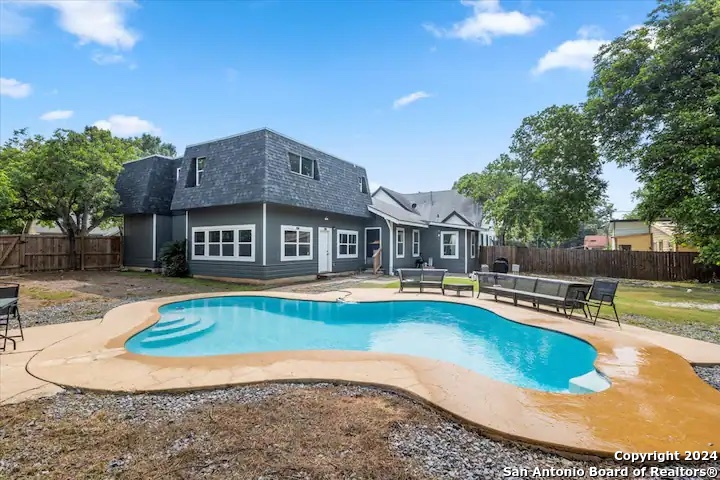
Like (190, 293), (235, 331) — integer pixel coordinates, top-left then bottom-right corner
(0, 282), (22, 351)
(570, 279), (620, 327)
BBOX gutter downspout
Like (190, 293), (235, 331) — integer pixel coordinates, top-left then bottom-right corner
(464, 228), (468, 274)
(152, 213), (157, 264)
(385, 218), (394, 275)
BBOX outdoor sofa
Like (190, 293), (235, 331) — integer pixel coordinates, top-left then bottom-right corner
(476, 273), (592, 317)
(398, 268), (448, 294)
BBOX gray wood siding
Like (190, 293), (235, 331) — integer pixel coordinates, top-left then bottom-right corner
(155, 215), (173, 259)
(264, 204), (366, 279)
(421, 225), (468, 273)
(187, 204), (264, 279)
(123, 214), (154, 268)
(171, 212), (186, 243)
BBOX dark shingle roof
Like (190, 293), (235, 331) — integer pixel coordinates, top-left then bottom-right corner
(170, 129), (372, 218)
(115, 155), (179, 215)
(403, 190), (484, 226)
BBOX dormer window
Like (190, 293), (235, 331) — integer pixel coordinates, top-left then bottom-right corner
(359, 176), (369, 194)
(195, 157), (205, 186)
(176, 167), (181, 181)
(288, 152), (315, 178)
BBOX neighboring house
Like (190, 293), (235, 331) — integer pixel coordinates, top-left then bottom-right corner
(114, 128), (495, 281)
(583, 235), (608, 250)
(608, 219), (697, 252)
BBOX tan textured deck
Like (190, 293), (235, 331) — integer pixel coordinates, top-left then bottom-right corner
(23, 290), (720, 457)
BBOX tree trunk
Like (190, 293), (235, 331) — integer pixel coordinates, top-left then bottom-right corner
(67, 229), (77, 270)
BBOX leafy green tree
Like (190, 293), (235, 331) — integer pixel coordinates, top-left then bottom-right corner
(2, 127), (135, 268)
(456, 104), (607, 245)
(129, 133), (176, 158)
(587, 0), (720, 264)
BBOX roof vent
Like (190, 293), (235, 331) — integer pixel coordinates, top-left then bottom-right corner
(411, 203), (417, 209)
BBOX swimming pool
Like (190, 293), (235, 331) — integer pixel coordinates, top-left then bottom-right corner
(125, 296), (610, 394)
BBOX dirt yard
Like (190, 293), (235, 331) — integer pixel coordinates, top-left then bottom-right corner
(2, 271), (265, 327)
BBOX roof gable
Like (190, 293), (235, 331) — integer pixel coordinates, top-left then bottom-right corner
(440, 211), (474, 226)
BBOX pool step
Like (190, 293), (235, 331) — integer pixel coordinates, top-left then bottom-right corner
(140, 318), (215, 347)
(569, 371), (611, 394)
(154, 314), (188, 327)
(149, 318), (200, 336)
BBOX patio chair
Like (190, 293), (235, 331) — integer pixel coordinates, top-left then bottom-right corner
(0, 282), (22, 351)
(569, 279), (620, 327)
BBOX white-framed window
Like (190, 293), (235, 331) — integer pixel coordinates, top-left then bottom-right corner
(359, 176), (369, 194)
(396, 228), (405, 258)
(337, 229), (358, 258)
(441, 231), (459, 259)
(470, 232), (476, 258)
(412, 229), (420, 257)
(192, 225), (255, 262)
(288, 152), (315, 178)
(195, 157), (206, 186)
(281, 225), (313, 261)
(176, 167), (181, 181)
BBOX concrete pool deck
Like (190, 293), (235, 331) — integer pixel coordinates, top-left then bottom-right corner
(8, 289), (720, 458)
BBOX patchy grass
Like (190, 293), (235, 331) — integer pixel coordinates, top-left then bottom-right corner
(119, 271), (266, 292)
(20, 286), (77, 304)
(0, 386), (432, 480)
(610, 284), (719, 325)
(359, 276), (719, 327)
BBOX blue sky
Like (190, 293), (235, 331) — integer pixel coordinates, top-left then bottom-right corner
(0, 0), (655, 214)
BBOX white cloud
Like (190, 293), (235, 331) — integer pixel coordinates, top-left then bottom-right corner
(0, 3), (32, 36)
(93, 115), (160, 136)
(40, 110), (74, 121)
(424, 0), (543, 44)
(532, 26), (608, 75)
(0, 77), (32, 98)
(91, 52), (126, 65)
(91, 51), (137, 69)
(29, 0), (139, 50)
(393, 91), (431, 109)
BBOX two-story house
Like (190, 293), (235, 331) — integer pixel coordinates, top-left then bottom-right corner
(608, 219), (697, 252)
(115, 128), (495, 282)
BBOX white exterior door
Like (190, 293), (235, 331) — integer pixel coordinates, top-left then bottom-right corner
(318, 227), (332, 273)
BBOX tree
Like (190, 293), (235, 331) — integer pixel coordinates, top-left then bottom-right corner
(1, 127), (136, 268)
(456, 104), (607, 246)
(129, 133), (176, 158)
(587, 0), (720, 264)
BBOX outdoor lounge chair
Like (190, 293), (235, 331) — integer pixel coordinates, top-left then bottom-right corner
(398, 268), (447, 294)
(0, 282), (22, 351)
(569, 279), (620, 327)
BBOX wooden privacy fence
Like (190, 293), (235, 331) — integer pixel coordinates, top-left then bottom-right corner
(0, 235), (122, 275)
(477, 246), (704, 282)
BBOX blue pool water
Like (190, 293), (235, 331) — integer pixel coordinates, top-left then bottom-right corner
(125, 297), (610, 393)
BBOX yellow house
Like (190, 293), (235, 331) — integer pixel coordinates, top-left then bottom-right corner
(608, 219), (697, 252)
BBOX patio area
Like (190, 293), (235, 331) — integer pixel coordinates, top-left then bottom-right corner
(5, 287), (720, 459)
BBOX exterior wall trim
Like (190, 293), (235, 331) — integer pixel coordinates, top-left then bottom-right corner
(440, 230), (460, 260)
(336, 229), (359, 259)
(262, 203), (267, 266)
(152, 214), (157, 262)
(280, 224), (314, 262)
(191, 224), (256, 262)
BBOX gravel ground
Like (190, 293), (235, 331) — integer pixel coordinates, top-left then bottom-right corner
(3, 383), (718, 480)
(623, 314), (720, 345)
(391, 422), (720, 480)
(20, 297), (154, 328)
(694, 365), (720, 391)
